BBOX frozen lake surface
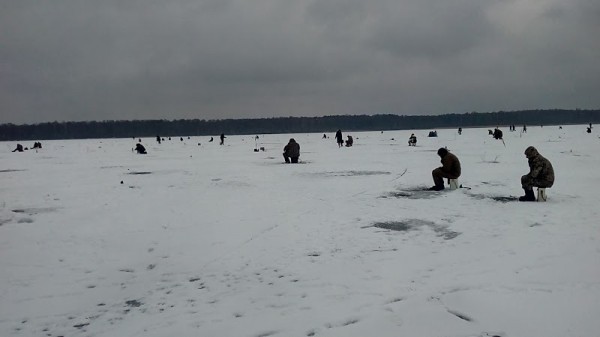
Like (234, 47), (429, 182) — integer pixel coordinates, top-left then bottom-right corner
(1, 125), (599, 337)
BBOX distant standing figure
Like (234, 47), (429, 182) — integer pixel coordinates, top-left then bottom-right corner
(335, 130), (343, 147)
(458, 127), (462, 135)
(429, 148), (461, 191)
(12, 144), (24, 152)
(283, 138), (300, 163)
(322, 133), (327, 139)
(156, 135), (161, 144)
(408, 134), (417, 146)
(523, 125), (527, 133)
(220, 133), (226, 145)
(519, 146), (554, 201)
(135, 143), (147, 154)
(345, 135), (353, 147)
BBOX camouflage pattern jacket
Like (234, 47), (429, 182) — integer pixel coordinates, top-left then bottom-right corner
(526, 152), (554, 187)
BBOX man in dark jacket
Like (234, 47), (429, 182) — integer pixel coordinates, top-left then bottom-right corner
(430, 148), (461, 191)
(493, 128), (503, 140)
(335, 130), (343, 148)
(408, 134), (417, 146)
(283, 138), (300, 163)
(519, 146), (554, 201)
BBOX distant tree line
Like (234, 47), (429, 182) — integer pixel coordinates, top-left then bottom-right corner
(1, 109), (599, 141)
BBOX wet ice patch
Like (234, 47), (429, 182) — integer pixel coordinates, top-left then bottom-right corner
(0, 169), (26, 173)
(381, 187), (445, 200)
(127, 171), (152, 175)
(326, 170), (390, 177)
(125, 299), (143, 307)
(466, 193), (518, 203)
(213, 180), (253, 188)
(447, 309), (473, 322)
(307, 170), (390, 178)
(370, 219), (460, 240)
(372, 221), (419, 232)
(12, 207), (60, 215)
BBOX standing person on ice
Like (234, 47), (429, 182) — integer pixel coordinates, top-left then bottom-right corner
(519, 146), (554, 201)
(283, 138), (300, 163)
(335, 129), (343, 148)
(429, 148), (461, 191)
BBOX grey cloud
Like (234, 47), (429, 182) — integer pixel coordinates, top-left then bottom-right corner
(362, 1), (496, 59)
(1, 0), (599, 124)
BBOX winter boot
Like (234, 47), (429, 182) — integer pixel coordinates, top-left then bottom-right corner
(518, 188), (536, 202)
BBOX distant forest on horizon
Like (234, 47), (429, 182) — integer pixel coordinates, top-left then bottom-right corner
(1, 109), (599, 141)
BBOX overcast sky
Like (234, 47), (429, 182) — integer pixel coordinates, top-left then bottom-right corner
(1, 0), (599, 124)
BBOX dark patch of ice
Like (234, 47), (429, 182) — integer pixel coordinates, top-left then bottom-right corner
(316, 170), (390, 177)
(373, 221), (415, 232)
(12, 207), (59, 215)
(371, 219), (460, 240)
(382, 187), (447, 200)
(341, 318), (359, 326)
(125, 299), (143, 307)
(73, 322), (90, 329)
(0, 169), (26, 173)
(447, 309), (473, 322)
(386, 297), (405, 304)
(128, 171), (152, 175)
(467, 193), (517, 203)
(491, 196), (518, 202)
(255, 331), (278, 337)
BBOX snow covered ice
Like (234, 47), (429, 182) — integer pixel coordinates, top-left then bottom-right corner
(1, 125), (599, 337)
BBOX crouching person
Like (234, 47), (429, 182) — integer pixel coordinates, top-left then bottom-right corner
(283, 138), (300, 163)
(430, 148), (461, 191)
(12, 144), (24, 152)
(519, 146), (554, 201)
(135, 143), (147, 154)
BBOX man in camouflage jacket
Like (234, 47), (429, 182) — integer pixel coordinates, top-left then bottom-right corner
(519, 146), (554, 201)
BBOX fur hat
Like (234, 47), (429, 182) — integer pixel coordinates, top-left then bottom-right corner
(524, 146), (539, 158)
(437, 147), (448, 157)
